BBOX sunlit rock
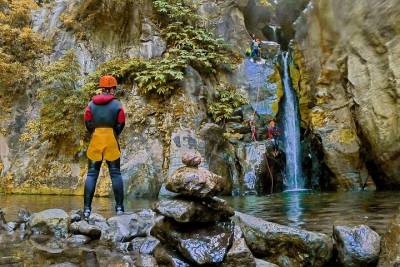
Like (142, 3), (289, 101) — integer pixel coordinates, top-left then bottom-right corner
(29, 209), (69, 238)
(378, 212), (400, 267)
(69, 221), (101, 239)
(66, 235), (91, 246)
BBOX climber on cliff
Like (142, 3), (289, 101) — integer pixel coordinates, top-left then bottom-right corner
(83, 75), (126, 220)
(267, 119), (280, 157)
(251, 38), (261, 61)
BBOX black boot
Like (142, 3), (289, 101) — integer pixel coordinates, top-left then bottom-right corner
(107, 159), (124, 215)
(83, 160), (102, 220)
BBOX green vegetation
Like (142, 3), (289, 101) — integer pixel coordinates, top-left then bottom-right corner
(0, 0), (50, 93)
(38, 50), (87, 148)
(208, 83), (248, 123)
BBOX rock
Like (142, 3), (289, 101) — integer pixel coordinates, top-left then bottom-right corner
(151, 217), (234, 265)
(234, 212), (332, 267)
(222, 238), (256, 267)
(30, 237), (66, 254)
(153, 198), (233, 223)
(16, 208), (31, 224)
(181, 150), (202, 167)
(255, 258), (279, 267)
(0, 256), (22, 265)
(30, 209), (69, 238)
(294, 0), (400, 189)
(333, 225), (380, 267)
(139, 236), (161, 255)
(154, 245), (191, 267)
(105, 255), (136, 267)
(102, 211), (155, 243)
(378, 212), (400, 267)
(226, 122), (251, 134)
(6, 222), (17, 232)
(70, 221), (101, 239)
(47, 263), (79, 267)
(166, 167), (226, 198)
(136, 254), (158, 267)
(66, 235), (91, 246)
(69, 210), (81, 223)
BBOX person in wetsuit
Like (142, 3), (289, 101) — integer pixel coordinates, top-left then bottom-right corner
(83, 75), (126, 219)
(267, 119), (281, 157)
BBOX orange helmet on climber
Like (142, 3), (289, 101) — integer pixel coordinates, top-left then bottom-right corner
(99, 75), (118, 88)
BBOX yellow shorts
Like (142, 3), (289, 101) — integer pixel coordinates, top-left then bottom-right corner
(87, 128), (120, 161)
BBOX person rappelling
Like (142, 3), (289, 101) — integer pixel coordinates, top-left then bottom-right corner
(83, 75), (126, 220)
(249, 118), (257, 141)
(267, 119), (281, 157)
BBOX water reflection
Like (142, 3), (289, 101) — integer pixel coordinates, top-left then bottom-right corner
(283, 191), (304, 228)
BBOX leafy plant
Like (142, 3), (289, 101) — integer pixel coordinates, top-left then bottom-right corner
(208, 83), (248, 123)
(0, 0), (50, 92)
(38, 50), (86, 148)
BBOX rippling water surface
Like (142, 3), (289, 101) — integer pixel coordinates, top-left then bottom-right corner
(1, 191), (399, 235)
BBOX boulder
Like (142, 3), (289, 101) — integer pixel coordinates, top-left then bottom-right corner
(378, 212), (400, 267)
(181, 150), (202, 167)
(234, 212), (332, 267)
(69, 210), (81, 223)
(153, 198), (233, 223)
(166, 167), (226, 198)
(333, 225), (380, 267)
(222, 238), (256, 267)
(29, 209), (69, 238)
(69, 221), (101, 239)
(16, 208), (31, 224)
(151, 217), (234, 265)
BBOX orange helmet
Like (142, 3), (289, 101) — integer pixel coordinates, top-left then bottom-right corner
(99, 75), (117, 88)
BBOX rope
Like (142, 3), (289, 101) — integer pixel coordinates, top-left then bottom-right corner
(265, 153), (274, 194)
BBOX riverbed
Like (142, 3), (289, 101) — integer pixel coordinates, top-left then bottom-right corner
(1, 191), (399, 235)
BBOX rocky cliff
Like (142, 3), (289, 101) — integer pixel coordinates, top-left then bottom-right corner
(294, 0), (400, 190)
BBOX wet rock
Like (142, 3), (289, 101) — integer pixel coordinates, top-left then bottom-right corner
(255, 258), (279, 267)
(66, 234), (91, 246)
(378, 212), (400, 267)
(333, 225), (380, 267)
(153, 198), (233, 223)
(6, 222), (17, 232)
(30, 237), (66, 254)
(139, 236), (161, 254)
(181, 150), (202, 167)
(105, 255), (135, 266)
(102, 213), (152, 243)
(226, 122), (251, 134)
(235, 212), (332, 267)
(154, 245), (191, 267)
(152, 217), (234, 265)
(166, 167), (226, 198)
(70, 221), (101, 239)
(136, 254), (158, 267)
(30, 209), (69, 238)
(87, 213), (109, 233)
(16, 208), (31, 224)
(222, 238), (256, 267)
(48, 263), (79, 267)
(69, 210), (82, 223)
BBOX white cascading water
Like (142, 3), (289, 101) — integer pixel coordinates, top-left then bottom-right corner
(281, 52), (304, 190)
(270, 25), (278, 42)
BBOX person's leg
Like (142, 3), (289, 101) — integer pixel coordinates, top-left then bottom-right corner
(106, 158), (124, 214)
(83, 160), (102, 218)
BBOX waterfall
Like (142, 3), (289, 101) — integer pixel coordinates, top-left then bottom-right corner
(270, 25), (278, 42)
(281, 52), (304, 190)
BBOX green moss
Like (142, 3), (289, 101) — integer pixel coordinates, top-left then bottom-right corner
(339, 128), (356, 144)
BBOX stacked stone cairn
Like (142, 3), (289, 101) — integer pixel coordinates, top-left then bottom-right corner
(151, 151), (258, 266)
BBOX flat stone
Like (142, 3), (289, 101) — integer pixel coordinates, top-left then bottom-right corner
(234, 212), (332, 267)
(153, 198), (233, 223)
(255, 258), (280, 267)
(30, 209), (69, 238)
(70, 221), (101, 239)
(222, 238), (256, 267)
(333, 225), (380, 267)
(151, 217), (234, 265)
(166, 167), (227, 198)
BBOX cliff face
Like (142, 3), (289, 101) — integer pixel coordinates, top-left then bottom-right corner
(0, 0), (283, 197)
(294, 0), (400, 190)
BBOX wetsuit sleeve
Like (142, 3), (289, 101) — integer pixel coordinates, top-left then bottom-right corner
(84, 103), (95, 133)
(115, 105), (125, 136)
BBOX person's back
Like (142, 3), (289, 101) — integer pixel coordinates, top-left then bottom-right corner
(83, 75), (126, 220)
